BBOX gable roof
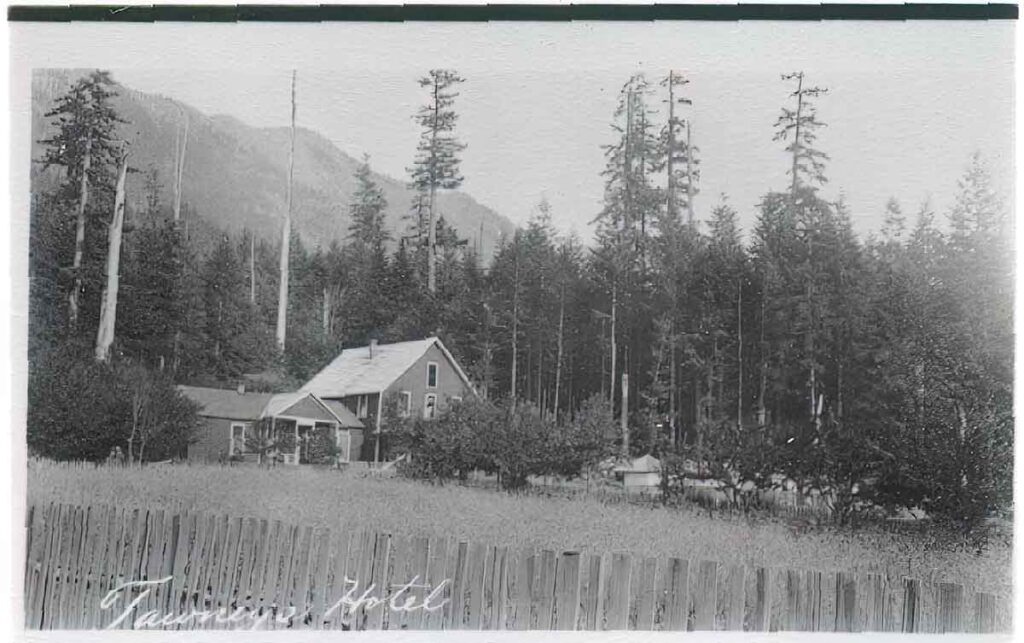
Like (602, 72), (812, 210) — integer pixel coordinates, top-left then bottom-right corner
(178, 386), (273, 421)
(301, 336), (475, 398)
(615, 454), (661, 473)
(266, 391), (364, 429)
(179, 386), (364, 428)
(320, 399), (367, 429)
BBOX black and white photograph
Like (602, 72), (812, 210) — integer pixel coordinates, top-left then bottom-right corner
(7, 5), (1017, 637)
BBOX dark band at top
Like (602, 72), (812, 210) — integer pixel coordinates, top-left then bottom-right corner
(7, 4), (1020, 23)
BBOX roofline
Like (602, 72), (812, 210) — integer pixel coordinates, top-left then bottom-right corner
(196, 413), (264, 422)
(307, 392), (363, 427)
(303, 336), (479, 399)
(262, 391), (364, 428)
(431, 337), (479, 398)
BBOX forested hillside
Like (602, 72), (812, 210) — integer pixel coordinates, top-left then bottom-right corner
(26, 69), (1012, 538)
(30, 69), (515, 261)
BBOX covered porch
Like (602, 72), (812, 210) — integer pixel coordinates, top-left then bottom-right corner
(256, 392), (365, 465)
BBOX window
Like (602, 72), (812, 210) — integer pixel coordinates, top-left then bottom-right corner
(424, 393), (438, 419)
(426, 362), (438, 389)
(230, 423), (251, 456)
(399, 391), (412, 418)
(357, 395), (369, 419)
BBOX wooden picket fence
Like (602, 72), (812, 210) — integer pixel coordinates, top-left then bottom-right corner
(23, 502), (1011, 632)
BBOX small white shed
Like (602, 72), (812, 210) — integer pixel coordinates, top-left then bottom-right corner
(615, 454), (662, 493)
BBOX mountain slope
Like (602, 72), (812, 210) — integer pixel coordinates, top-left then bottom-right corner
(30, 69), (516, 260)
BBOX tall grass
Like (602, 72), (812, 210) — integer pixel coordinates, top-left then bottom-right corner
(27, 459), (1011, 596)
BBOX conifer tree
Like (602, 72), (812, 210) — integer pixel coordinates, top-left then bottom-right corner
(660, 71), (699, 226)
(881, 197), (906, 244)
(774, 72), (829, 195)
(345, 157), (392, 343)
(39, 70), (126, 329)
(408, 69), (467, 294)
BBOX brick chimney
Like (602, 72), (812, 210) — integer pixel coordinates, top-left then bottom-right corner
(237, 382), (246, 395)
(369, 338), (378, 360)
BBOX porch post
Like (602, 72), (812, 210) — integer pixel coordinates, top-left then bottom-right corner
(373, 390), (384, 465)
(294, 421), (299, 464)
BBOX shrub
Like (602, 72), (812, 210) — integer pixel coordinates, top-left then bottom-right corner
(550, 394), (617, 479)
(28, 345), (199, 462)
(392, 395), (616, 491)
(391, 396), (494, 482)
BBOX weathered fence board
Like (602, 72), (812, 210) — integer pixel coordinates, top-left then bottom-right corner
(22, 503), (1010, 633)
(693, 559), (717, 630)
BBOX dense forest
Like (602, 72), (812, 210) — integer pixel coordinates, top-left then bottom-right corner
(27, 70), (1012, 535)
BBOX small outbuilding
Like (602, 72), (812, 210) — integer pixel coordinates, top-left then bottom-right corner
(614, 454), (662, 493)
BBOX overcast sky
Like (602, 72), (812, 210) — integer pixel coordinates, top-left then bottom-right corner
(17, 20), (1016, 241)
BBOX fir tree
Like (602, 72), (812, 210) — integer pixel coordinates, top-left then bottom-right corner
(38, 70), (126, 330)
(408, 69), (467, 294)
(774, 72), (829, 195)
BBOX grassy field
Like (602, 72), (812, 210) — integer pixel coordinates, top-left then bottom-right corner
(27, 459), (1012, 596)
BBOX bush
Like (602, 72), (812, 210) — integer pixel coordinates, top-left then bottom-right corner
(550, 394), (617, 479)
(391, 394), (616, 491)
(28, 344), (200, 463)
(305, 425), (340, 465)
(391, 396), (494, 482)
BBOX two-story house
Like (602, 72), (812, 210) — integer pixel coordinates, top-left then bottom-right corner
(300, 336), (477, 461)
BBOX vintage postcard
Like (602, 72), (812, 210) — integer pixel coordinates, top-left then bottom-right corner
(6, 4), (1017, 638)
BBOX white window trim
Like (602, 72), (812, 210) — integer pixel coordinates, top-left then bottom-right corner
(423, 393), (438, 419)
(399, 391), (412, 418)
(426, 361), (439, 389)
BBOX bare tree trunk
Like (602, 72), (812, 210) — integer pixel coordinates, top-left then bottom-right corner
(705, 335), (715, 443)
(128, 397), (139, 463)
(249, 233), (256, 304)
(427, 183), (438, 293)
(69, 134), (93, 328)
(173, 106), (189, 222)
(553, 283), (565, 420)
(757, 287), (768, 427)
(621, 372), (629, 458)
(276, 70), (296, 351)
(836, 361), (843, 422)
(610, 283), (617, 406)
(790, 73), (804, 197)
(95, 144), (129, 362)
(426, 79), (440, 294)
(666, 71), (676, 219)
(686, 121), (695, 226)
(510, 246), (520, 401)
(322, 285), (330, 337)
(536, 346), (543, 413)
(670, 327), (677, 447)
(737, 284), (743, 428)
